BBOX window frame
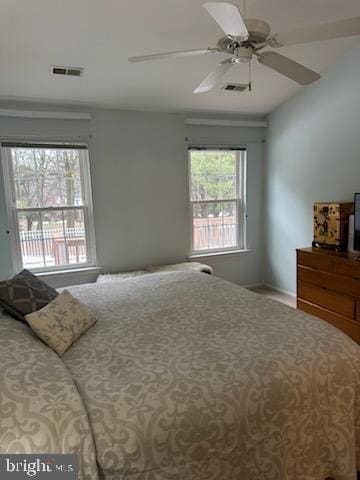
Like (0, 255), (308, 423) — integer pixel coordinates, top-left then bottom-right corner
(2, 143), (97, 274)
(188, 148), (247, 255)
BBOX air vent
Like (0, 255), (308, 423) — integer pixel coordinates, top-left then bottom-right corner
(222, 83), (249, 92)
(51, 66), (83, 77)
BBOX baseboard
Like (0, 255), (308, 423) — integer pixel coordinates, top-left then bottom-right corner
(243, 282), (264, 290)
(264, 283), (296, 299)
(243, 282), (296, 300)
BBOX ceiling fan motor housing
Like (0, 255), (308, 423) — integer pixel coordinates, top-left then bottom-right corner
(245, 18), (271, 43)
(217, 17), (271, 58)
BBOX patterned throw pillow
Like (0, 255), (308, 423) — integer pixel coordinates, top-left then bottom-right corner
(25, 290), (96, 356)
(0, 269), (58, 321)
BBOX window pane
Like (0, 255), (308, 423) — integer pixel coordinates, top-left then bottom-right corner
(18, 211), (45, 269)
(11, 148), (83, 208)
(193, 203), (209, 250)
(190, 150), (237, 201)
(17, 208), (87, 269)
(193, 201), (237, 251)
(12, 149), (39, 208)
(40, 210), (64, 267)
(40, 209), (87, 267)
(58, 150), (83, 207)
(63, 209), (87, 265)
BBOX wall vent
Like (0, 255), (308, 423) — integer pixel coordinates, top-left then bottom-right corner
(222, 83), (249, 92)
(51, 66), (83, 77)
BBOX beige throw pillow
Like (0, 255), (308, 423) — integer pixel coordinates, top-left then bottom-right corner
(25, 290), (96, 356)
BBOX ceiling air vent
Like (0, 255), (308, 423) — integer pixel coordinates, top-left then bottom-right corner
(51, 66), (83, 77)
(222, 83), (249, 92)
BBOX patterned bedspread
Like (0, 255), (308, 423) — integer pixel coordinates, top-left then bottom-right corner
(0, 315), (98, 479)
(1, 271), (359, 480)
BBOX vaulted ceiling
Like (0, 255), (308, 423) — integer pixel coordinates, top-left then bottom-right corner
(1, 0), (360, 114)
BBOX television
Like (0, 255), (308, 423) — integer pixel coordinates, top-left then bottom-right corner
(354, 193), (360, 251)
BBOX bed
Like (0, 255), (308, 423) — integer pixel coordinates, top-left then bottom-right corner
(1, 271), (359, 480)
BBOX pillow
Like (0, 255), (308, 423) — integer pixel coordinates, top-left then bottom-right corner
(0, 269), (58, 321)
(25, 290), (96, 356)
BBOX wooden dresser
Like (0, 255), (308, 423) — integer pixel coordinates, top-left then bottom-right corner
(297, 247), (360, 343)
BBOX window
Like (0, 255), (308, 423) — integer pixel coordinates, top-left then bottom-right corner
(189, 148), (246, 254)
(2, 143), (96, 272)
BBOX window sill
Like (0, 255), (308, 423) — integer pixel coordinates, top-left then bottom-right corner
(188, 249), (251, 259)
(35, 266), (102, 288)
(35, 266), (102, 277)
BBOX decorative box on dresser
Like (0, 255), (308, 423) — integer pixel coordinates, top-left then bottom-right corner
(297, 247), (360, 344)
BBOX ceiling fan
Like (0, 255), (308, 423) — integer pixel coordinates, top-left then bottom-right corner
(128, 2), (360, 93)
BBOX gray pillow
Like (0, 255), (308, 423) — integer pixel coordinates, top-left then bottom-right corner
(0, 269), (58, 322)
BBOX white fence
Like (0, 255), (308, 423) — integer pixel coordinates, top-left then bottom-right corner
(20, 228), (86, 266)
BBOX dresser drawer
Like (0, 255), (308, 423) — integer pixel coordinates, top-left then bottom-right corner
(298, 281), (355, 319)
(297, 251), (334, 272)
(356, 301), (360, 323)
(334, 261), (360, 281)
(297, 299), (360, 343)
(297, 266), (360, 298)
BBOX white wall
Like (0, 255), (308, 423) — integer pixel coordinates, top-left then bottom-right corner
(0, 103), (266, 287)
(264, 43), (360, 294)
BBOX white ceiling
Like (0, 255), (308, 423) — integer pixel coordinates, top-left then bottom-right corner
(1, 0), (360, 115)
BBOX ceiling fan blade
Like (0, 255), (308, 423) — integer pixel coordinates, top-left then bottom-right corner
(271, 17), (360, 47)
(194, 59), (233, 93)
(204, 2), (249, 38)
(257, 51), (321, 85)
(128, 48), (219, 63)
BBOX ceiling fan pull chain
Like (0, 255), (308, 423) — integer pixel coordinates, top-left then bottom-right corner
(248, 60), (252, 92)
